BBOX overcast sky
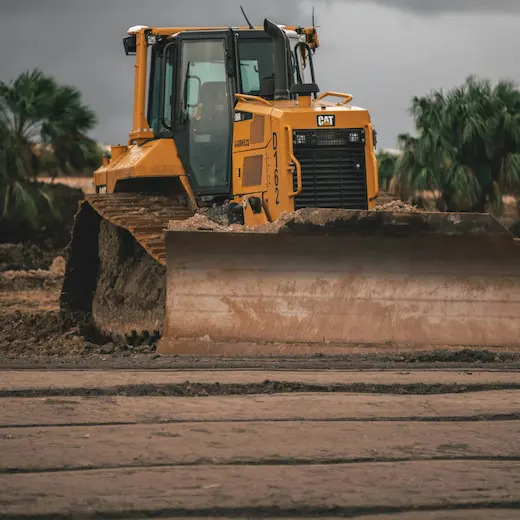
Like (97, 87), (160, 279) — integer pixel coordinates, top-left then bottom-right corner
(1, 0), (519, 149)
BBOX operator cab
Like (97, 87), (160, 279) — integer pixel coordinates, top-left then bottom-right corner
(130, 21), (318, 202)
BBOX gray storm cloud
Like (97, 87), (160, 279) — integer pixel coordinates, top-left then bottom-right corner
(1, 0), (519, 148)
(351, 0), (520, 14)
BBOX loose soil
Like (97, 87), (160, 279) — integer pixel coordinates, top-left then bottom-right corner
(168, 199), (422, 234)
(0, 243), (59, 272)
(1, 369), (519, 518)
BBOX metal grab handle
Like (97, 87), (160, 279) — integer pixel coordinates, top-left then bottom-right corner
(285, 124), (302, 197)
(235, 93), (273, 107)
(314, 91), (353, 106)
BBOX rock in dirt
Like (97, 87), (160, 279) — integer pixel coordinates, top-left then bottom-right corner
(100, 344), (115, 355)
(50, 256), (66, 276)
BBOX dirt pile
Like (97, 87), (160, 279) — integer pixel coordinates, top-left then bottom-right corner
(0, 269), (63, 292)
(168, 200), (424, 236)
(168, 211), (296, 234)
(375, 200), (422, 213)
(0, 249), (158, 361)
(168, 213), (235, 232)
(0, 309), (158, 360)
(0, 243), (58, 272)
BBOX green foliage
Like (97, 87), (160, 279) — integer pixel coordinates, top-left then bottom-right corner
(376, 150), (399, 192)
(393, 76), (520, 214)
(0, 68), (97, 232)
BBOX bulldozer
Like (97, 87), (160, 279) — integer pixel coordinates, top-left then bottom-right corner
(60, 18), (520, 355)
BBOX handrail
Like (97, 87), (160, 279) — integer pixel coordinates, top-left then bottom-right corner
(235, 93), (273, 107)
(314, 91), (353, 106)
(285, 124), (302, 197)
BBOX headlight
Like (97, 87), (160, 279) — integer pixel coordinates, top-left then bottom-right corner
(293, 129), (365, 147)
(349, 132), (360, 143)
(294, 133), (307, 146)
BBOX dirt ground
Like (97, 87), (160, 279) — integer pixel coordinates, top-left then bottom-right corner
(1, 369), (519, 518)
(1, 220), (520, 518)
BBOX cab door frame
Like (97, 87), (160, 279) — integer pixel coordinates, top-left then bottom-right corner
(170, 30), (236, 199)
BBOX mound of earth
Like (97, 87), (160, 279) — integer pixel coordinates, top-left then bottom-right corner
(0, 309), (158, 360)
(168, 200), (423, 236)
(0, 243), (58, 272)
(375, 200), (421, 213)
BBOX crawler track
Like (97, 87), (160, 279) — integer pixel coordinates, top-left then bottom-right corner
(60, 193), (194, 341)
(85, 193), (194, 265)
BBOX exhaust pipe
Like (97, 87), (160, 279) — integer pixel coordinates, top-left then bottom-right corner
(264, 18), (290, 100)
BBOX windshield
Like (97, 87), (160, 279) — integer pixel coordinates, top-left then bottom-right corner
(237, 36), (315, 99)
(237, 39), (275, 97)
(147, 46), (174, 135)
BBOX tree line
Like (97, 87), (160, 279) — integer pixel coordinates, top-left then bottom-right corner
(0, 69), (102, 232)
(377, 75), (520, 215)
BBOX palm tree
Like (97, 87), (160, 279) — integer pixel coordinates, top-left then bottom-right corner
(376, 150), (399, 192)
(394, 76), (520, 214)
(0, 69), (98, 229)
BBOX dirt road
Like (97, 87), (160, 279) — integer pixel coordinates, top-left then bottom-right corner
(2, 229), (520, 518)
(1, 368), (519, 519)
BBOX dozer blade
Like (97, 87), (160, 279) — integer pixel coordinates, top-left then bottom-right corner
(160, 209), (520, 355)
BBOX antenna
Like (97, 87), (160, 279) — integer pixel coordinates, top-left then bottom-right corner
(240, 5), (254, 30)
(311, 6), (320, 28)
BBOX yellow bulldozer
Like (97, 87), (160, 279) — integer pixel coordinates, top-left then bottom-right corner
(60, 18), (520, 355)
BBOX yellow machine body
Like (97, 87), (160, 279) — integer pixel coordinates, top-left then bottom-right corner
(94, 25), (378, 226)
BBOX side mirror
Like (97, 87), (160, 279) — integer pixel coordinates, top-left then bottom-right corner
(123, 35), (137, 55)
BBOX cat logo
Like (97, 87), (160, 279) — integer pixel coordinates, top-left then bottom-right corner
(317, 114), (336, 127)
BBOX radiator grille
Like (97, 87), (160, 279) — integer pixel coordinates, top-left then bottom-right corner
(292, 129), (368, 210)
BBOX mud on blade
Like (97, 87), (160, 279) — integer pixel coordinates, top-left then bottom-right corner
(160, 209), (520, 354)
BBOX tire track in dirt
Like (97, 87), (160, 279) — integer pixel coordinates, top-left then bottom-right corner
(2, 381), (520, 398)
(2, 414), (520, 430)
(1, 501), (519, 519)
(3, 455), (520, 475)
